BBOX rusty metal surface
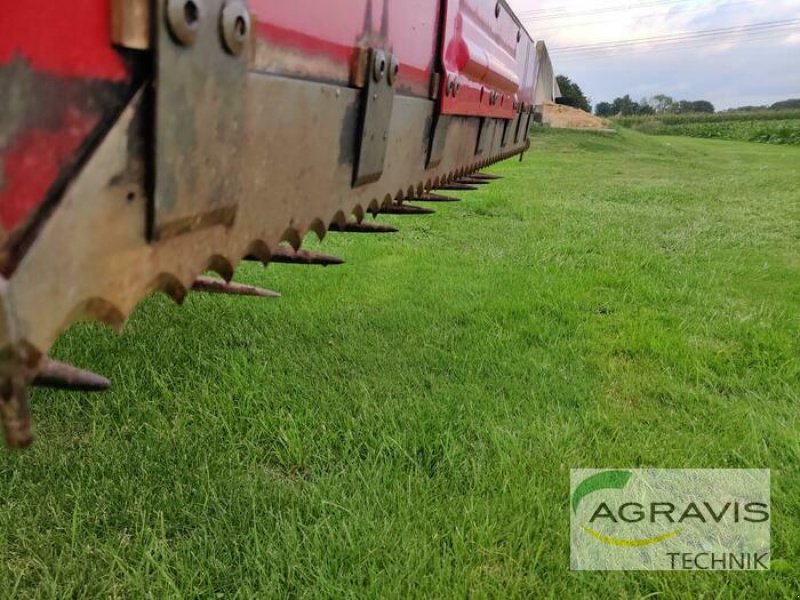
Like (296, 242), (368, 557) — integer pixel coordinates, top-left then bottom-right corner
(192, 276), (280, 298)
(0, 378), (31, 449)
(33, 359), (111, 392)
(378, 204), (435, 216)
(5, 73), (527, 349)
(265, 248), (345, 267)
(437, 182), (480, 191)
(329, 221), (399, 234)
(411, 193), (461, 203)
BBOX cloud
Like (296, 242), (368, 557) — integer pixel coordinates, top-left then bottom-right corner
(508, 0), (800, 108)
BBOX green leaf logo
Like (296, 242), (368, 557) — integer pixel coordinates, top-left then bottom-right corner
(572, 470), (632, 514)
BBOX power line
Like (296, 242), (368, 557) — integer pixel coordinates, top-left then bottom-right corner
(551, 19), (800, 55)
(529, 0), (756, 33)
(515, 0), (690, 22)
(516, 0), (686, 19)
(554, 25), (797, 60)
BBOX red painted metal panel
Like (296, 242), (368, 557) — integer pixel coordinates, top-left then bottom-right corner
(0, 0), (130, 247)
(250, 0), (441, 98)
(0, 0), (127, 81)
(439, 0), (533, 118)
(0, 0), (131, 243)
(515, 35), (537, 106)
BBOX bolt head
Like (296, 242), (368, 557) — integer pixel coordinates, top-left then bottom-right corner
(220, 1), (250, 55)
(166, 0), (204, 46)
(388, 55), (400, 85)
(373, 50), (387, 82)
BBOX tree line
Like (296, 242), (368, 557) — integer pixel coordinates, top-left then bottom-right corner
(554, 77), (715, 117)
(595, 95), (715, 117)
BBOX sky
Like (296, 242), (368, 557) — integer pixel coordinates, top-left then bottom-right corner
(507, 0), (800, 109)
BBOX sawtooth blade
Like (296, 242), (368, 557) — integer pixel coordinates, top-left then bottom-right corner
(33, 359), (111, 392)
(192, 276), (281, 298)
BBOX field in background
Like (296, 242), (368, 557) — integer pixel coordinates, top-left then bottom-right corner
(617, 109), (800, 145)
(1, 129), (798, 597)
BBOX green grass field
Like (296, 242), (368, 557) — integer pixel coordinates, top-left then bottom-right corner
(616, 110), (800, 145)
(1, 129), (799, 597)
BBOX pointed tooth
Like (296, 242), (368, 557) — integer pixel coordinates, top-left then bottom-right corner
(192, 276), (281, 298)
(268, 247), (344, 266)
(410, 193), (461, 203)
(378, 204), (436, 216)
(329, 221), (399, 234)
(472, 172), (502, 180)
(1, 378), (33, 449)
(33, 359), (111, 392)
(436, 183), (479, 192)
(459, 177), (490, 185)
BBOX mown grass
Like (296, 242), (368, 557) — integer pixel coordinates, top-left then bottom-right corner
(617, 110), (800, 145)
(1, 129), (798, 598)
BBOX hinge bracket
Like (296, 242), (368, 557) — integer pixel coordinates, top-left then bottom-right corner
(111, 0), (151, 50)
(353, 49), (397, 187)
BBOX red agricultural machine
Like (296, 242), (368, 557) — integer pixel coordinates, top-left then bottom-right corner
(0, 0), (557, 447)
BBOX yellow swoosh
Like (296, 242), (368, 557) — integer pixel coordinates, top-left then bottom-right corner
(582, 525), (681, 547)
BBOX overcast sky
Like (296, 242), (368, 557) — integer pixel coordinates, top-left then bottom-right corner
(508, 0), (800, 109)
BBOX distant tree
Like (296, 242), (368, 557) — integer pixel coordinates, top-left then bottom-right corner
(649, 94), (675, 113)
(555, 75), (592, 113)
(771, 99), (800, 110)
(690, 100), (715, 113)
(612, 94), (642, 116)
(595, 102), (615, 117)
(727, 105), (768, 112)
(674, 99), (715, 114)
(594, 93), (717, 117)
(638, 103), (656, 116)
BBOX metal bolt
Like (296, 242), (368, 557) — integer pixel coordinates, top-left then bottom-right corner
(373, 50), (387, 82)
(220, 1), (250, 56)
(166, 0), (204, 46)
(388, 55), (400, 85)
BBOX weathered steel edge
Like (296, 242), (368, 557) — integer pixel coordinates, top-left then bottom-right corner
(1, 72), (530, 376)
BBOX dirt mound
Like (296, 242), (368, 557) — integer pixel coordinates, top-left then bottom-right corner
(540, 103), (611, 130)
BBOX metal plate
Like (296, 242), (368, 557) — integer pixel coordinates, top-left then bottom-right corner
(153, 0), (250, 239)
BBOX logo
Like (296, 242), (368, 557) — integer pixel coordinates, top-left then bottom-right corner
(570, 469), (771, 571)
